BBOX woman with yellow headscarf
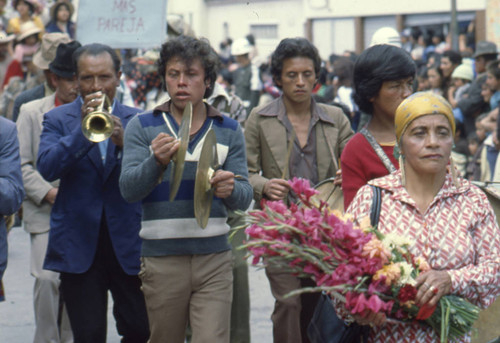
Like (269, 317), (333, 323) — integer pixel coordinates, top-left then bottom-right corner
(344, 92), (500, 342)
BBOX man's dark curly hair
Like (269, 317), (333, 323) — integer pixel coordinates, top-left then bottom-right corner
(157, 36), (220, 99)
(270, 38), (321, 89)
(353, 45), (416, 114)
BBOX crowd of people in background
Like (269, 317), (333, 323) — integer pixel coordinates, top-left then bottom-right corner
(0, 1), (500, 342)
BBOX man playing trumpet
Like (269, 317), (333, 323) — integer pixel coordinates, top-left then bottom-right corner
(37, 43), (149, 343)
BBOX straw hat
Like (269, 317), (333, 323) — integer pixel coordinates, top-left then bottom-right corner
(0, 31), (15, 44)
(16, 21), (41, 42)
(12, 0), (40, 14)
(33, 32), (71, 69)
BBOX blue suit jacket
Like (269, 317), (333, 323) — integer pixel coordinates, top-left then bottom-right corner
(0, 117), (24, 282)
(37, 98), (142, 275)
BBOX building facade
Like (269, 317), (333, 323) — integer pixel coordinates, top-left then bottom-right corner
(167, 0), (487, 61)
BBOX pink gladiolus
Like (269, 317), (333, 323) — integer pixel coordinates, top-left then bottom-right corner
(289, 177), (318, 203)
(367, 294), (393, 314)
(265, 200), (290, 216)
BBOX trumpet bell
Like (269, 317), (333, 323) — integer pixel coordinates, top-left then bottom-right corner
(81, 94), (114, 143)
(82, 111), (114, 143)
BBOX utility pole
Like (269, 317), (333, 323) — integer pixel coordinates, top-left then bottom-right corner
(450, 0), (459, 51)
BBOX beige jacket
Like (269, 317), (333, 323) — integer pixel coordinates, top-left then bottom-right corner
(16, 94), (59, 234)
(245, 97), (353, 204)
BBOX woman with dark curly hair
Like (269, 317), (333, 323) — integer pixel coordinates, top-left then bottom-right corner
(341, 44), (416, 208)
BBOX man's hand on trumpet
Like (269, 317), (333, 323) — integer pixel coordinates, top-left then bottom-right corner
(81, 91), (105, 119)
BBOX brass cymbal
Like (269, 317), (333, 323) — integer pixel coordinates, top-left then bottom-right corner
(169, 101), (192, 201)
(194, 129), (218, 229)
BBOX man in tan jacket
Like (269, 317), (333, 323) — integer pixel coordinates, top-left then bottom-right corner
(245, 38), (353, 343)
(16, 40), (80, 343)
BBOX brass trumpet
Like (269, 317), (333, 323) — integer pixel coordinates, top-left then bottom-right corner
(81, 94), (114, 143)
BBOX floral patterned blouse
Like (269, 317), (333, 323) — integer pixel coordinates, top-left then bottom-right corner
(346, 170), (500, 343)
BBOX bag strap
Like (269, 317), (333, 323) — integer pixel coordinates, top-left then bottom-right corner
(321, 124), (339, 172)
(360, 128), (396, 174)
(369, 185), (381, 227)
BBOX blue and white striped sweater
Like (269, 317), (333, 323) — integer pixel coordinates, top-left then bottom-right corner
(120, 103), (253, 256)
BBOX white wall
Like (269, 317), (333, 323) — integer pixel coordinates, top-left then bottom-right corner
(303, 0), (486, 18)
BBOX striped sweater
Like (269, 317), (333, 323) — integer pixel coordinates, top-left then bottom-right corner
(119, 101), (253, 256)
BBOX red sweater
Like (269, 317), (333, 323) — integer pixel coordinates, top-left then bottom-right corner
(340, 132), (399, 208)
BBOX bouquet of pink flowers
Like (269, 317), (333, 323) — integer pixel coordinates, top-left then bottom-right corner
(239, 178), (480, 342)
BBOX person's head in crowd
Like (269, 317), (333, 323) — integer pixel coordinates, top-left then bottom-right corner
(474, 114), (488, 142)
(32, 32), (70, 90)
(481, 82), (494, 103)
(48, 40), (80, 104)
(451, 63), (473, 89)
(416, 66), (430, 91)
(473, 41), (498, 74)
(16, 20), (39, 47)
(370, 26), (401, 48)
(333, 57), (353, 87)
(486, 59), (500, 93)
(33, 32), (70, 70)
(426, 52), (441, 69)
(231, 37), (252, 67)
(317, 66), (328, 86)
(440, 50), (462, 78)
(216, 68), (233, 89)
(13, 0), (38, 18)
(166, 14), (195, 40)
(329, 52), (340, 67)
(432, 31), (444, 46)
(395, 91), (455, 183)
(352, 44), (416, 116)
(73, 43), (121, 101)
(467, 132), (480, 156)
(245, 33), (255, 47)
(49, 0), (73, 25)
(13, 20), (41, 76)
(427, 64), (443, 92)
(270, 37), (321, 100)
(0, 30), (14, 62)
(400, 28), (411, 44)
(158, 35), (220, 113)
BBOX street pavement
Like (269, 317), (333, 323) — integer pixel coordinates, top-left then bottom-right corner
(0, 226), (274, 342)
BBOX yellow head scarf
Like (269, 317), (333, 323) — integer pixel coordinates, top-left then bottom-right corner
(394, 91), (455, 144)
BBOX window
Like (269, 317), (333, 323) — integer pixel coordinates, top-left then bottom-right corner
(250, 24), (278, 40)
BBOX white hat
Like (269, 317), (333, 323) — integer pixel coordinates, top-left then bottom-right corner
(16, 21), (41, 42)
(231, 38), (252, 56)
(370, 27), (401, 48)
(451, 64), (473, 81)
(0, 31), (15, 44)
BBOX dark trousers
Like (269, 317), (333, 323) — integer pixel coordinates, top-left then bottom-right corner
(60, 219), (149, 343)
